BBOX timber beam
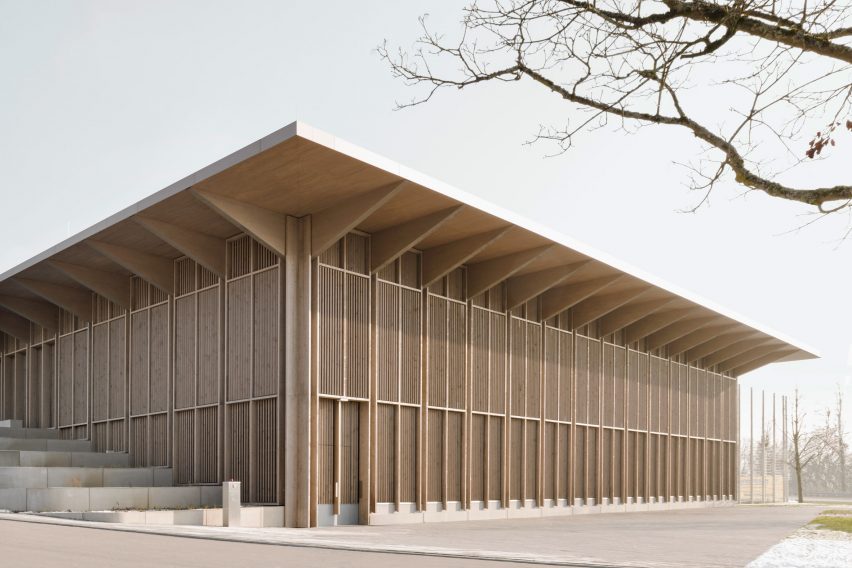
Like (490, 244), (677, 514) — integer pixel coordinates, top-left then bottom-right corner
(421, 227), (510, 287)
(718, 344), (789, 373)
(684, 330), (757, 364)
(466, 245), (555, 299)
(732, 348), (798, 376)
(191, 188), (287, 257)
(506, 261), (590, 310)
(664, 322), (738, 357)
(371, 206), (463, 272)
(134, 216), (227, 278)
(47, 260), (131, 310)
(87, 241), (174, 296)
(598, 295), (676, 337)
(0, 295), (58, 332)
(623, 307), (695, 344)
(311, 182), (408, 256)
(570, 284), (650, 330)
(699, 336), (772, 368)
(0, 308), (31, 342)
(644, 315), (718, 352)
(13, 278), (93, 322)
(540, 274), (623, 321)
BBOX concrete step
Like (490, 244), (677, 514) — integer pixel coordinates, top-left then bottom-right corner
(0, 427), (63, 440)
(0, 466), (173, 489)
(0, 450), (132, 468)
(0, 437), (93, 452)
(38, 505), (284, 527)
(0, 485), (221, 512)
(0, 420), (22, 428)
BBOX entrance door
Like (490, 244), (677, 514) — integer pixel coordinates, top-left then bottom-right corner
(318, 399), (361, 526)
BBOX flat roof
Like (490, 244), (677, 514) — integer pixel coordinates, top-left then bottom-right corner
(0, 121), (819, 374)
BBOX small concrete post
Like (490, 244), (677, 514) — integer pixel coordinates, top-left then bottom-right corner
(223, 481), (241, 527)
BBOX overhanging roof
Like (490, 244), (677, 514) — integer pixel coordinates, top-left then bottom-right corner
(0, 121), (819, 375)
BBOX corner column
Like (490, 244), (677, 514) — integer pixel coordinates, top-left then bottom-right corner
(285, 215), (312, 527)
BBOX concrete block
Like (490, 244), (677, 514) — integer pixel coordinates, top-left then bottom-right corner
(152, 468), (173, 487)
(223, 481), (240, 527)
(27, 488), (90, 512)
(20, 451), (72, 467)
(70, 452), (130, 468)
(148, 486), (200, 510)
(89, 487), (148, 511)
(171, 509), (205, 526)
(203, 508), (223, 526)
(0, 466), (47, 489)
(0, 488), (27, 511)
(0, 420), (22, 428)
(47, 467), (104, 488)
(200, 485), (222, 507)
(46, 439), (92, 452)
(0, 451), (21, 466)
(103, 468), (153, 487)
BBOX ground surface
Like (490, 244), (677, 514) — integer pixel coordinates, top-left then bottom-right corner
(0, 505), (825, 567)
(747, 508), (852, 568)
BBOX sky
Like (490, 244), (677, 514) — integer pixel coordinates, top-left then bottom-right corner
(0, 1), (849, 431)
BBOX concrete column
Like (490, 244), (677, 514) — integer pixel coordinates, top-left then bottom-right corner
(284, 216), (312, 528)
(223, 481), (241, 527)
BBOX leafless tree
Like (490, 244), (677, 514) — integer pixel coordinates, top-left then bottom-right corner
(380, 1), (852, 215)
(789, 389), (826, 502)
(835, 386), (847, 492)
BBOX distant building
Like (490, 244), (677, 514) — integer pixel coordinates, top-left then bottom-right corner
(0, 122), (816, 526)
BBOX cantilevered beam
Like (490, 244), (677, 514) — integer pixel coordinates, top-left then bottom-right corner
(0, 308), (30, 342)
(0, 295), (58, 332)
(191, 188), (286, 256)
(731, 348), (798, 376)
(13, 278), (92, 322)
(87, 241), (174, 296)
(664, 321), (738, 357)
(598, 295), (676, 337)
(134, 216), (226, 278)
(311, 182), (407, 256)
(421, 227), (510, 287)
(684, 329), (756, 364)
(718, 344), (788, 373)
(644, 315), (717, 351)
(467, 245), (554, 299)
(47, 260), (131, 309)
(371, 206), (463, 272)
(623, 307), (695, 344)
(699, 336), (771, 367)
(540, 274), (623, 321)
(570, 284), (650, 330)
(506, 261), (590, 309)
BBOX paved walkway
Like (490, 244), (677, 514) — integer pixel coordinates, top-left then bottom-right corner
(0, 505), (824, 567)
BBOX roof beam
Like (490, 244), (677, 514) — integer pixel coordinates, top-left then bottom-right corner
(732, 348), (798, 376)
(47, 260), (131, 310)
(0, 308), (30, 342)
(371, 206), (463, 272)
(718, 344), (788, 373)
(421, 227), (510, 287)
(191, 188), (286, 256)
(684, 329), (756, 364)
(644, 315), (717, 351)
(311, 182), (407, 256)
(623, 307), (695, 344)
(87, 241), (174, 296)
(664, 321), (738, 357)
(13, 278), (92, 322)
(506, 261), (590, 309)
(570, 285), (650, 330)
(134, 216), (226, 278)
(0, 295), (58, 332)
(467, 245), (554, 299)
(598, 295), (676, 337)
(698, 335), (770, 367)
(540, 274), (623, 321)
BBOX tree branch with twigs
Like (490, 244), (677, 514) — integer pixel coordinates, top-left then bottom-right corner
(379, 0), (852, 215)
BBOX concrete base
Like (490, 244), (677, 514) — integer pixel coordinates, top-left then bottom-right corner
(368, 496), (736, 526)
(0, 485), (222, 512)
(35, 505), (284, 528)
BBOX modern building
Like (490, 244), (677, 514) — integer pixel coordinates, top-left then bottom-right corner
(0, 122), (816, 527)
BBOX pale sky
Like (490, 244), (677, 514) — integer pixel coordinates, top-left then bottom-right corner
(0, 1), (848, 429)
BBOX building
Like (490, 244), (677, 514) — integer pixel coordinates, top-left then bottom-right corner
(0, 122), (816, 527)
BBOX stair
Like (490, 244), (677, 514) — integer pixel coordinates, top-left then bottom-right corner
(0, 425), (221, 513)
